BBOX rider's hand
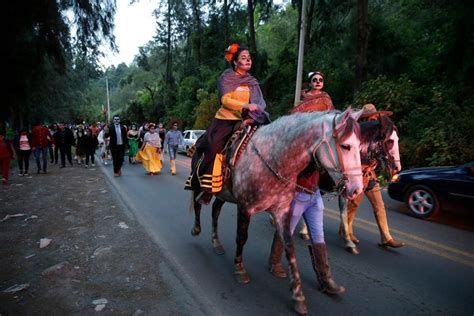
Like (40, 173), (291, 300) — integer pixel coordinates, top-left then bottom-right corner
(244, 103), (259, 112)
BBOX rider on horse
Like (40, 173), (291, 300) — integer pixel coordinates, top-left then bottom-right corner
(185, 43), (269, 204)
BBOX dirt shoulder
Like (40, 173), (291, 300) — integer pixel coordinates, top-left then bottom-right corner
(0, 163), (183, 315)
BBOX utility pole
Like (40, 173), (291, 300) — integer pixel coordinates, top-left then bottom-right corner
(105, 76), (111, 123)
(294, 0), (307, 106)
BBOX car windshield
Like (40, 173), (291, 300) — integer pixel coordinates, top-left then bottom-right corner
(194, 131), (204, 138)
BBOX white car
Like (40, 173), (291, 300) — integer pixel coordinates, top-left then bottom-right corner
(178, 130), (205, 155)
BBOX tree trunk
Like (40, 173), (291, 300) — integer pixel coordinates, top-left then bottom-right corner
(223, 0), (229, 44)
(356, 0), (369, 90)
(305, 0), (315, 54)
(191, 0), (202, 64)
(166, 0), (173, 84)
(247, 0), (257, 53)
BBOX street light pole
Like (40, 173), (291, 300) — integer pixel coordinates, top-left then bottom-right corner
(294, 0), (307, 106)
(105, 76), (111, 123)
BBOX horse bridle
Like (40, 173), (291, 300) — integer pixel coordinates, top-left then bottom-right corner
(310, 114), (362, 194)
(249, 113), (361, 195)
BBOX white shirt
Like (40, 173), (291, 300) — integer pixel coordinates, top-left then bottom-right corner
(115, 124), (123, 145)
(144, 132), (161, 148)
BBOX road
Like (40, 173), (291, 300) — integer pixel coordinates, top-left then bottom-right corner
(100, 153), (474, 316)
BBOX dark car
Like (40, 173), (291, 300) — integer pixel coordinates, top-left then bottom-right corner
(388, 161), (474, 218)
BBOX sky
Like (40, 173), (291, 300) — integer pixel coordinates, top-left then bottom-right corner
(101, 0), (157, 68)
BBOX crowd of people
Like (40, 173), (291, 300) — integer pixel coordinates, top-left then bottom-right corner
(0, 119), (185, 184)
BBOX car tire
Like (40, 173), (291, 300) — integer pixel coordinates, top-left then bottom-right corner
(405, 185), (440, 219)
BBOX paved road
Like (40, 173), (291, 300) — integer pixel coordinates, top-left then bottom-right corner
(100, 153), (474, 316)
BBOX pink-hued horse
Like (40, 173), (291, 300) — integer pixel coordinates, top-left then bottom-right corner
(190, 108), (364, 314)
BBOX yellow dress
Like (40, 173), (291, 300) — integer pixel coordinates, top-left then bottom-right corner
(136, 132), (162, 173)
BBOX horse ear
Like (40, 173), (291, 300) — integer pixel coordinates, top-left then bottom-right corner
(335, 107), (352, 129)
(350, 109), (364, 122)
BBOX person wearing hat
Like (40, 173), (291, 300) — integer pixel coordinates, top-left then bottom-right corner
(343, 103), (405, 250)
(185, 42), (268, 205)
(163, 121), (184, 175)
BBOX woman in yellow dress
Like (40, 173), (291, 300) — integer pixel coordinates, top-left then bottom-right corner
(136, 123), (162, 175)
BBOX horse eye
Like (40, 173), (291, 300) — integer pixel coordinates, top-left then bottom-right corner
(385, 139), (394, 149)
(341, 144), (351, 151)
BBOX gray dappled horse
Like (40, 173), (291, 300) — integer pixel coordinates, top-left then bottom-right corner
(338, 115), (401, 254)
(190, 108), (364, 315)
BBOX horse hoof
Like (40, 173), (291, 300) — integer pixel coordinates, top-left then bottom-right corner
(293, 301), (308, 315)
(191, 226), (201, 236)
(234, 270), (250, 284)
(346, 246), (360, 255)
(213, 243), (225, 255)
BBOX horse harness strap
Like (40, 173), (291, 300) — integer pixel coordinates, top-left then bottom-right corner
(249, 138), (316, 195)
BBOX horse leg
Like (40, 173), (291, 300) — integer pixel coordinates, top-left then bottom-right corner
(191, 191), (202, 236)
(281, 223), (307, 315)
(211, 198), (225, 255)
(234, 206), (251, 284)
(268, 230), (288, 278)
(338, 195), (359, 255)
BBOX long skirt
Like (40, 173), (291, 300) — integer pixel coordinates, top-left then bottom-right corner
(128, 138), (139, 157)
(135, 144), (162, 173)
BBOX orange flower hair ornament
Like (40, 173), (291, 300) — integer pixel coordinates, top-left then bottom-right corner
(225, 43), (240, 62)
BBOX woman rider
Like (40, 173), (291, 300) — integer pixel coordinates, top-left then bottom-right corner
(185, 43), (268, 204)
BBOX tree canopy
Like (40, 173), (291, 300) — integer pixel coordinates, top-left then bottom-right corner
(2, 0), (473, 167)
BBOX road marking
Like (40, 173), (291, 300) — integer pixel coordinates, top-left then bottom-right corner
(177, 156), (474, 268)
(324, 208), (474, 268)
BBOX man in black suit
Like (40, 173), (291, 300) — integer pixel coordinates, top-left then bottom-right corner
(104, 115), (128, 176)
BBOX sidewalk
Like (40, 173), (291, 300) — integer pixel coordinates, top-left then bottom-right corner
(0, 163), (181, 315)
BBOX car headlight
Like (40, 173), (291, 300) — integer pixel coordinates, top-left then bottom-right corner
(391, 174), (400, 183)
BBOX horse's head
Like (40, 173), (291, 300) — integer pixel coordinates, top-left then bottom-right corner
(313, 108), (364, 200)
(360, 116), (402, 177)
(380, 116), (402, 176)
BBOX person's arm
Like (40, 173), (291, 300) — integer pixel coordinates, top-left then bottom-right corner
(163, 132), (169, 153)
(8, 141), (15, 159)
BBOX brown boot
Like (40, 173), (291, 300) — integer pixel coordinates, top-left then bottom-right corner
(268, 233), (288, 279)
(309, 243), (345, 295)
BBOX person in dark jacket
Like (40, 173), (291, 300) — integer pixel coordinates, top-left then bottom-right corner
(56, 122), (75, 168)
(104, 115), (128, 176)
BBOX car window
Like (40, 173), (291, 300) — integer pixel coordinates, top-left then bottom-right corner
(195, 131), (204, 139)
(184, 132), (190, 139)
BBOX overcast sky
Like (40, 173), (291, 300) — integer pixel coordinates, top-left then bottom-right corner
(101, 0), (156, 68)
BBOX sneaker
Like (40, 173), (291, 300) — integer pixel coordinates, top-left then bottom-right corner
(19, 171), (24, 176)
(91, 163), (95, 167)
(85, 164), (89, 168)
(104, 161), (108, 165)
(24, 172), (30, 176)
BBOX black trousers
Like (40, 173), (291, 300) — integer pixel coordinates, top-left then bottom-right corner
(60, 145), (72, 166)
(17, 150), (31, 172)
(111, 145), (125, 173)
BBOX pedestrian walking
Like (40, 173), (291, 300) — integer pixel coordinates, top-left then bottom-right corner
(56, 122), (75, 168)
(104, 115), (128, 177)
(163, 121), (184, 175)
(14, 128), (32, 176)
(136, 123), (162, 175)
(32, 122), (50, 174)
(0, 130), (16, 184)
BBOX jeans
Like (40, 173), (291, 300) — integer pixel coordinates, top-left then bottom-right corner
(289, 189), (325, 243)
(17, 150), (31, 172)
(168, 144), (178, 160)
(34, 146), (48, 172)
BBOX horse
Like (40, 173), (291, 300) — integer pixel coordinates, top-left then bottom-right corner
(189, 108), (364, 315)
(338, 115), (402, 254)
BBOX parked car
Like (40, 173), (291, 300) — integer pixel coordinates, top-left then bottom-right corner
(178, 130), (205, 156)
(387, 161), (474, 218)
